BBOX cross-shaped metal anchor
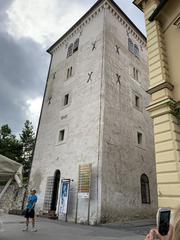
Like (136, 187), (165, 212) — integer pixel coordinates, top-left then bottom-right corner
(48, 96), (52, 105)
(92, 41), (97, 51)
(87, 72), (93, 83)
(115, 45), (120, 55)
(116, 74), (121, 85)
(53, 72), (56, 79)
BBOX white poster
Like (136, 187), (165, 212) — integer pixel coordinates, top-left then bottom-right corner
(59, 179), (70, 215)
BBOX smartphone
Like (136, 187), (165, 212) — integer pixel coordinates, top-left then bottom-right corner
(157, 208), (171, 236)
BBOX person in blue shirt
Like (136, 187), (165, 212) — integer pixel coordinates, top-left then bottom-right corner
(23, 189), (38, 232)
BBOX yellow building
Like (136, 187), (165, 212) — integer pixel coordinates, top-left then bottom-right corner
(133, 0), (180, 211)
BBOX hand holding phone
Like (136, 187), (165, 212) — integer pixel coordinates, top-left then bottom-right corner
(157, 208), (171, 236)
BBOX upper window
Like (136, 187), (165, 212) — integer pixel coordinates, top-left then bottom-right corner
(73, 38), (79, 53)
(67, 67), (72, 79)
(137, 132), (143, 145)
(133, 67), (139, 81)
(128, 38), (134, 53)
(59, 129), (65, 142)
(64, 94), (69, 106)
(67, 43), (73, 58)
(141, 174), (150, 204)
(135, 95), (140, 108)
(134, 44), (139, 58)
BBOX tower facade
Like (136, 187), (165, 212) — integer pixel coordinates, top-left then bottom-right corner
(30, 0), (157, 224)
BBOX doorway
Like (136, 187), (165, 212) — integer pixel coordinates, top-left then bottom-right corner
(51, 169), (60, 211)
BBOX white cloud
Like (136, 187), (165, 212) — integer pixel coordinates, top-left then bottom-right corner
(7, 0), (87, 46)
(25, 97), (43, 131)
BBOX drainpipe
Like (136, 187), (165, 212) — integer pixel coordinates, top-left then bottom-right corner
(148, 0), (168, 22)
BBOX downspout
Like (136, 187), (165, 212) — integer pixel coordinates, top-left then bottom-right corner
(148, 0), (168, 22)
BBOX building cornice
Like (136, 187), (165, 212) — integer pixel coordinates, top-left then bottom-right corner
(133, 0), (144, 12)
(147, 82), (174, 95)
(47, 0), (147, 54)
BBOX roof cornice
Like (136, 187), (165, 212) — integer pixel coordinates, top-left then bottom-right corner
(47, 0), (146, 54)
(133, 0), (144, 11)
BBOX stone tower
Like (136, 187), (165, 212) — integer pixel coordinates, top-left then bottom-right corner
(30, 0), (157, 224)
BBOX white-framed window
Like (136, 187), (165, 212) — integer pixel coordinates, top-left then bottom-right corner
(73, 38), (79, 53)
(141, 174), (150, 204)
(132, 91), (142, 111)
(67, 66), (72, 79)
(134, 44), (139, 58)
(61, 92), (71, 109)
(133, 67), (139, 81)
(135, 95), (140, 108)
(56, 126), (68, 145)
(67, 43), (73, 58)
(64, 94), (69, 106)
(59, 129), (65, 142)
(137, 132), (143, 145)
(128, 38), (134, 53)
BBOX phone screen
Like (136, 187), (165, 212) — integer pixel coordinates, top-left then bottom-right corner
(159, 211), (170, 236)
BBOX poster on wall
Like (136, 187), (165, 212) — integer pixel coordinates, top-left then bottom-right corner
(78, 164), (92, 199)
(59, 179), (70, 215)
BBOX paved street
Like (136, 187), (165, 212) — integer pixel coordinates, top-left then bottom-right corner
(0, 214), (155, 240)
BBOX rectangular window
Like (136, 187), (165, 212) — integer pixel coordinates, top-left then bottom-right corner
(133, 67), (139, 81)
(64, 94), (69, 106)
(67, 67), (72, 79)
(137, 132), (142, 145)
(135, 95), (140, 108)
(59, 130), (65, 142)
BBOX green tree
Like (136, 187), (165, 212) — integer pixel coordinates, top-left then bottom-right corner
(0, 124), (23, 163)
(20, 120), (35, 180)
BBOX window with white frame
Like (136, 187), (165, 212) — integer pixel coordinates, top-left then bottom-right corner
(137, 132), (143, 145)
(67, 67), (72, 79)
(67, 43), (73, 58)
(64, 94), (69, 106)
(73, 38), (79, 53)
(133, 67), (139, 81)
(128, 38), (134, 53)
(59, 129), (65, 142)
(134, 44), (139, 58)
(141, 174), (150, 204)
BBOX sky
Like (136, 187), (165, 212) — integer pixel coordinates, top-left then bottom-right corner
(0, 0), (145, 135)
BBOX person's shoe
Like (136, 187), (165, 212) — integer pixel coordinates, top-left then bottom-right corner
(31, 228), (37, 232)
(22, 227), (28, 231)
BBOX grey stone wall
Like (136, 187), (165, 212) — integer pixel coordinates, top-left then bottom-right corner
(30, 7), (105, 225)
(0, 184), (25, 212)
(100, 8), (157, 222)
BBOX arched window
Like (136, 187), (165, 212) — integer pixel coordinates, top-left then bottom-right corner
(73, 38), (79, 53)
(67, 43), (73, 58)
(51, 170), (61, 211)
(128, 38), (133, 53)
(134, 44), (139, 58)
(141, 174), (150, 204)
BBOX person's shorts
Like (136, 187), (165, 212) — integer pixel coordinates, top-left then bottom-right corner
(24, 208), (35, 219)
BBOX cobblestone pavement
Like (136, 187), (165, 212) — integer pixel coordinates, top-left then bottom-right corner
(0, 214), (155, 240)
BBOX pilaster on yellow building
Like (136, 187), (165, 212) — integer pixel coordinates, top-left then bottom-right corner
(133, 0), (180, 210)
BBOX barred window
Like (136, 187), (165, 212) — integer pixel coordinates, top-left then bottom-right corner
(134, 44), (139, 58)
(73, 38), (79, 53)
(67, 43), (73, 58)
(128, 38), (134, 53)
(141, 174), (150, 204)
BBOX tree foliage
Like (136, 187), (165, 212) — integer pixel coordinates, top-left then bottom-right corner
(20, 120), (35, 179)
(0, 121), (35, 181)
(0, 124), (23, 163)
